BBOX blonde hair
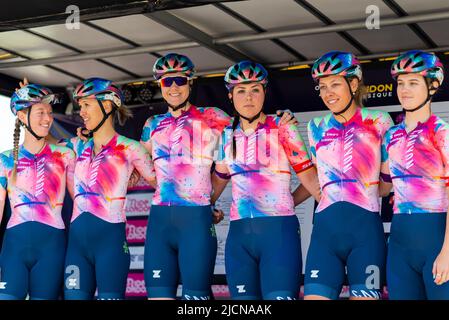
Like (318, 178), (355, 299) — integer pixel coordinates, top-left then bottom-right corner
(114, 104), (133, 126)
(349, 77), (368, 107)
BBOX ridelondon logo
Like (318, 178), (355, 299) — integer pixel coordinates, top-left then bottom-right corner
(366, 83), (394, 99)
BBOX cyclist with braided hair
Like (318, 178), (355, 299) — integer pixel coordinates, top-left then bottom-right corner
(304, 51), (394, 300)
(0, 84), (75, 299)
(382, 50), (449, 299)
(211, 61), (321, 300)
(61, 77), (156, 300)
(140, 53), (296, 300)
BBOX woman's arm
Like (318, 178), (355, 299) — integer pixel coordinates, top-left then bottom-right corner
(291, 184), (311, 207)
(379, 161), (393, 197)
(432, 188), (449, 285)
(0, 188), (6, 227)
(211, 164), (230, 205)
(296, 166), (321, 204)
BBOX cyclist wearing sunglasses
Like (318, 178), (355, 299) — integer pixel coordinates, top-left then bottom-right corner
(141, 53), (296, 300)
(140, 53), (229, 300)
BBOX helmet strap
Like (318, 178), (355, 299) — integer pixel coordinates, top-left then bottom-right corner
(23, 105), (45, 141)
(403, 84), (436, 113)
(239, 110), (263, 124)
(90, 100), (115, 134)
(333, 77), (355, 116)
(167, 96), (190, 112)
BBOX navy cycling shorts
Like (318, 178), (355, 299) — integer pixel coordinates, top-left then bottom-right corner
(144, 205), (217, 300)
(304, 201), (386, 299)
(0, 222), (66, 300)
(387, 213), (449, 300)
(225, 215), (301, 300)
(64, 212), (130, 300)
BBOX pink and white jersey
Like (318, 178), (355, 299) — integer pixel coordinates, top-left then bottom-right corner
(65, 134), (155, 223)
(308, 108), (393, 213)
(141, 105), (231, 206)
(382, 114), (449, 214)
(216, 115), (313, 221)
(0, 144), (75, 229)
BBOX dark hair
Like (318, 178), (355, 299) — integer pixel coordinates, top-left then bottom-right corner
(231, 113), (240, 159)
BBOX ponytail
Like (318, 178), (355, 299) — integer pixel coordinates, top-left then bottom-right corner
(11, 117), (22, 184)
(114, 104), (133, 126)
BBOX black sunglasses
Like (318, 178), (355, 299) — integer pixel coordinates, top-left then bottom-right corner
(160, 76), (189, 88)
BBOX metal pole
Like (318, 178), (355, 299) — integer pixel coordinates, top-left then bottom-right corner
(268, 46), (449, 69)
(0, 41), (199, 69)
(215, 11), (449, 44)
(1, 11), (448, 69)
(112, 46), (449, 86)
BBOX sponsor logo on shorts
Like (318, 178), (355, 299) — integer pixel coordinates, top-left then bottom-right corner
(236, 285), (246, 293)
(123, 241), (129, 254)
(210, 225), (216, 238)
(153, 270), (161, 278)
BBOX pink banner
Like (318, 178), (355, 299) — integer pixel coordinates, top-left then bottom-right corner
(126, 219), (147, 244)
(126, 273), (147, 297)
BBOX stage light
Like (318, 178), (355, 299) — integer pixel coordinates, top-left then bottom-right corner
(137, 85), (154, 103)
(122, 85), (134, 104)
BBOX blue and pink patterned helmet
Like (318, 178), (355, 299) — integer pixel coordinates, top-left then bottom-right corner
(73, 77), (124, 107)
(10, 84), (58, 115)
(391, 50), (444, 85)
(153, 53), (195, 80)
(312, 51), (362, 82)
(224, 60), (268, 91)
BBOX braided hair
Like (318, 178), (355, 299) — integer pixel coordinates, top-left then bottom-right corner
(11, 117), (22, 184)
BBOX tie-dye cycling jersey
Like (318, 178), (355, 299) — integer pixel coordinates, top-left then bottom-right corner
(0, 144), (75, 229)
(216, 115), (313, 221)
(382, 114), (449, 214)
(63, 134), (155, 223)
(308, 108), (393, 213)
(141, 105), (231, 206)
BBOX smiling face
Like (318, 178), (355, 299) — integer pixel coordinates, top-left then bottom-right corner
(18, 103), (53, 137)
(396, 73), (436, 110)
(159, 72), (191, 107)
(78, 97), (113, 131)
(229, 82), (265, 119)
(318, 75), (359, 113)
